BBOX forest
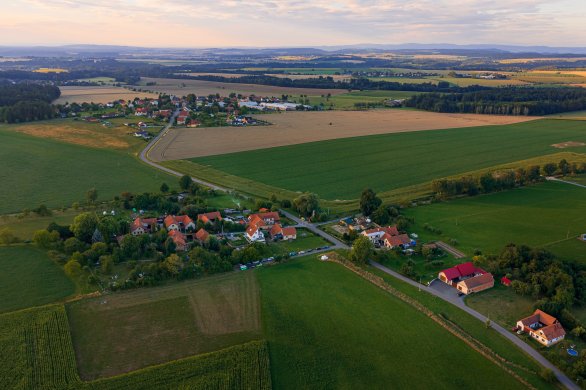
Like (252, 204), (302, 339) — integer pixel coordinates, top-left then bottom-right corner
(405, 87), (586, 115)
(0, 82), (61, 123)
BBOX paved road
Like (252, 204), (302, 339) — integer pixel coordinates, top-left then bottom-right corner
(369, 260), (579, 390)
(547, 176), (586, 189)
(139, 110), (228, 191)
(279, 209), (349, 250)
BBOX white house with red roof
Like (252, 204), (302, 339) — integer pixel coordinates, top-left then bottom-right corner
(246, 223), (265, 243)
(248, 212), (280, 228)
(383, 233), (412, 249)
(517, 310), (566, 347)
(164, 215), (196, 232)
(130, 217), (158, 236)
(135, 107), (148, 116)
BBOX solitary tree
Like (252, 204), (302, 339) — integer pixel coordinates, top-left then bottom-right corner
(160, 182), (170, 193)
(359, 188), (382, 216)
(293, 193), (319, 217)
(179, 175), (192, 191)
(86, 188), (98, 204)
(350, 235), (373, 264)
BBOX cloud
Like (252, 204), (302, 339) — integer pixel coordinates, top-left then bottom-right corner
(2, 0), (585, 46)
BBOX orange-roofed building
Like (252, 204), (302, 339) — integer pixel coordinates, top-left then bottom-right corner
(164, 215), (195, 232)
(195, 228), (210, 242)
(517, 310), (566, 347)
(168, 230), (188, 251)
(197, 211), (223, 224)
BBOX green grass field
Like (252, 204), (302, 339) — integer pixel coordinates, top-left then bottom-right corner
(288, 90), (421, 110)
(265, 229), (330, 256)
(258, 257), (528, 389)
(0, 209), (79, 241)
(0, 129), (175, 214)
(67, 272), (261, 379)
(404, 181), (586, 261)
(188, 119), (586, 200)
(0, 246), (75, 313)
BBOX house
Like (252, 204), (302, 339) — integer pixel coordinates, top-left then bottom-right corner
(383, 233), (412, 249)
(187, 119), (200, 128)
(197, 211), (223, 224)
(516, 310), (566, 347)
(501, 276), (512, 286)
(130, 217), (158, 236)
(195, 228), (210, 242)
(456, 273), (494, 294)
(177, 115), (188, 125)
(438, 262), (494, 295)
(248, 212), (280, 228)
(168, 230), (188, 251)
(135, 107), (148, 116)
(164, 215), (196, 232)
(246, 224), (265, 243)
(282, 227), (297, 240)
(362, 226), (399, 246)
(269, 224), (283, 240)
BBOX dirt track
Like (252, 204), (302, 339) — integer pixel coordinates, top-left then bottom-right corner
(150, 110), (538, 161)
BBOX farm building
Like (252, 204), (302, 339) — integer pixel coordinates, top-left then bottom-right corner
(198, 211), (223, 224)
(456, 273), (494, 295)
(438, 262), (494, 295)
(516, 310), (566, 347)
(164, 215), (196, 232)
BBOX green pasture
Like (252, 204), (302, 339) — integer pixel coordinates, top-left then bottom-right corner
(188, 119), (586, 200)
(0, 129), (175, 214)
(404, 180), (586, 261)
(0, 246), (75, 313)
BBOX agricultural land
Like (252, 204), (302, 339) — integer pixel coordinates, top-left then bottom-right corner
(55, 86), (159, 105)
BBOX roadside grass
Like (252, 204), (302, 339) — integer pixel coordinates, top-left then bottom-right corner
(187, 119), (586, 201)
(403, 180), (586, 261)
(0, 304), (271, 390)
(0, 245), (75, 313)
(258, 257), (528, 389)
(365, 264), (555, 389)
(465, 284), (535, 328)
(66, 271), (261, 380)
(0, 129), (176, 214)
(265, 229), (330, 256)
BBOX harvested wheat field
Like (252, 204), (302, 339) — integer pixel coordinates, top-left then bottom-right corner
(55, 86), (159, 104)
(140, 77), (347, 98)
(150, 110), (538, 161)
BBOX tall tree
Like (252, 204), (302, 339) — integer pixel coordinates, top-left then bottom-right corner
(359, 188), (382, 216)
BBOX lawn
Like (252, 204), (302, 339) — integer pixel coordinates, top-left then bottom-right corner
(0, 245), (75, 313)
(0, 129), (175, 214)
(288, 90), (422, 110)
(403, 181), (586, 261)
(265, 229), (330, 256)
(466, 284), (536, 328)
(189, 119), (586, 200)
(66, 271), (262, 379)
(257, 257), (528, 389)
(0, 209), (79, 241)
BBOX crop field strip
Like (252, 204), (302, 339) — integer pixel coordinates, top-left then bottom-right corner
(182, 119), (586, 200)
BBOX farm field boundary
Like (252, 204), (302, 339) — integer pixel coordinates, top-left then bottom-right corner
(151, 110), (538, 161)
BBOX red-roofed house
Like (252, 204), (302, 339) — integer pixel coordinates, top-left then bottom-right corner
(177, 114), (188, 125)
(195, 228), (210, 242)
(135, 107), (148, 116)
(164, 215), (195, 232)
(269, 224), (283, 239)
(383, 233), (411, 249)
(248, 212), (280, 228)
(517, 310), (566, 347)
(362, 226), (399, 246)
(130, 217), (158, 236)
(246, 224), (265, 243)
(197, 211), (223, 224)
(168, 230), (188, 251)
(456, 273), (494, 294)
(282, 227), (297, 240)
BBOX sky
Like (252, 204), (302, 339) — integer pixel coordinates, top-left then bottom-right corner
(1, 0), (585, 47)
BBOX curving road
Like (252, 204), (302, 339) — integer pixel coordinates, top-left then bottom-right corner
(370, 260), (579, 390)
(138, 109), (228, 191)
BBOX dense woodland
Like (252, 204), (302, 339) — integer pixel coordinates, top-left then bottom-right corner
(0, 82), (61, 123)
(405, 87), (586, 115)
(184, 74), (490, 93)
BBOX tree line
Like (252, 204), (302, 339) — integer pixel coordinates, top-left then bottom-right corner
(0, 82), (61, 123)
(181, 74), (490, 93)
(405, 86), (586, 115)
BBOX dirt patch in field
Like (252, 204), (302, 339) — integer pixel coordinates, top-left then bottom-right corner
(14, 124), (130, 149)
(141, 77), (347, 98)
(151, 110), (539, 161)
(55, 86), (158, 104)
(552, 141), (586, 149)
